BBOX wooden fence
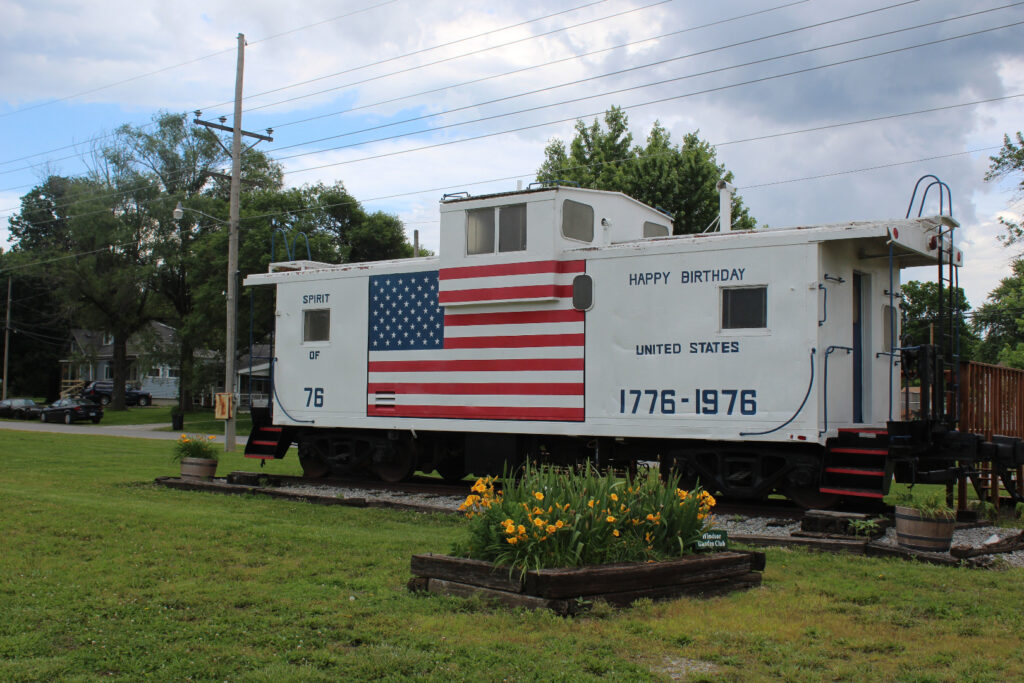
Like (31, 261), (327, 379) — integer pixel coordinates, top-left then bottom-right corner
(959, 361), (1024, 440)
(957, 361), (1024, 507)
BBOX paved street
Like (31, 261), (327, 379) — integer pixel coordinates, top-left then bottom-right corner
(0, 419), (223, 443)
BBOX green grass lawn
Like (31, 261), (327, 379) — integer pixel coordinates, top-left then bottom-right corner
(2, 430), (1023, 682)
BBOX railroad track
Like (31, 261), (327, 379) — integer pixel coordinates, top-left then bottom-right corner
(226, 470), (890, 519)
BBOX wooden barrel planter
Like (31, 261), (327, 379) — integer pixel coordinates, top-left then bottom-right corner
(894, 506), (956, 552)
(180, 457), (218, 481)
(409, 551), (765, 615)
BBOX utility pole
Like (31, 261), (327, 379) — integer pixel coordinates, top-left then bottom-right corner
(193, 33), (272, 451)
(2, 277), (10, 401)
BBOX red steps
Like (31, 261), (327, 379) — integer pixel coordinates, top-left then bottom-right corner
(819, 428), (891, 500)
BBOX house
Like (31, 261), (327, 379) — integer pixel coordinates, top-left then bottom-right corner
(60, 322), (181, 401)
(236, 342), (272, 410)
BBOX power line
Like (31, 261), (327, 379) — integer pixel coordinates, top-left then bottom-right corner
(0, 0), (404, 124)
(740, 146), (1001, 189)
(2, 85), (1018, 225)
(0, 0), (795, 178)
(0, 0), (827, 204)
(208, 0), (619, 112)
(268, 0), (810, 133)
(2, 142), (1004, 276)
(269, 0), (977, 158)
(224, 0), (677, 118)
(279, 19), (1024, 177)
(2, 17), (1018, 223)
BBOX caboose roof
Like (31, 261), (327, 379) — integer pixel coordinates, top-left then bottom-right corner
(245, 186), (959, 286)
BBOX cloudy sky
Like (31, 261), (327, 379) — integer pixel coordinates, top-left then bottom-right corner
(1, 0), (1021, 307)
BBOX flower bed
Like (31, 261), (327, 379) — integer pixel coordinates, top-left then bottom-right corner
(410, 463), (764, 612)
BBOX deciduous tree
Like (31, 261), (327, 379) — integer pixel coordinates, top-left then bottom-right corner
(537, 107), (755, 234)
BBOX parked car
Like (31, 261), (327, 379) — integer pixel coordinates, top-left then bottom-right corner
(0, 397), (43, 420)
(41, 397), (103, 424)
(80, 381), (152, 406)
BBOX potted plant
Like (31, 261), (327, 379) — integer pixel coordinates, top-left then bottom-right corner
(893, 489), (956, 552)
(172, 433), (219, 480)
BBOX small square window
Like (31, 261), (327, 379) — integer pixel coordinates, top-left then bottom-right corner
(562, 199), (594, 242)
(303, 309), (331, 342)
(722, 287), (767, 329)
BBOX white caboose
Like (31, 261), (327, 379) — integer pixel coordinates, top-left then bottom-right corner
(244, 185), (960, 504)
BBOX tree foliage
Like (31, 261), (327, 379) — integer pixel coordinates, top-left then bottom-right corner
(900, 280), (977, 361)
(985, 131), (1024, 246)
(537, 107), (755, 234)
(5, 112), (417, 407)
(972, 259), (1024, 367)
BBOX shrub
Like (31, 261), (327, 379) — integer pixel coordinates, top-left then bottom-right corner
(452, 462), (715, 572)
(171, 434), (219, 462)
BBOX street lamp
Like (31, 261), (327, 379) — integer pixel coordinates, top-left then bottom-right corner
(173, 200), (238, 452)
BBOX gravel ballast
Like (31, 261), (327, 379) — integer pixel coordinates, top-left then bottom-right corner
(266, 482), (1024, 567)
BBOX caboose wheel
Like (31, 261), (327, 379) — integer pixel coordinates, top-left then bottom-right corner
(374, 442), (416, 483)
(785, 487), (839, 510)
(435, 456), (466, 483)
(297, 438), (330, 478)
(299, 452), (329, 478)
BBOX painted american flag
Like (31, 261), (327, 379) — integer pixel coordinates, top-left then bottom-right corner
(366, 260), (585, 421)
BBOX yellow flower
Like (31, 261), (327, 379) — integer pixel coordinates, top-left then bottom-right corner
(533, 491), (544, 501)
(610, 493), (618, 502)
(612, 529), (620, 537)
(555, 520), (564, 529)
(517, 525), (526, 535)
(606, 515), (616, 523)
(207, 435), (216, 440)
(533, 518), (545, 527)
(588, 499), (596, 508)
(506, 537), (518, 545)
(546, 525), (556, 534)
(503, 518), (514, 526)
(532, 506), (543, 516)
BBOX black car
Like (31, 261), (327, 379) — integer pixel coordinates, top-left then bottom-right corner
(41, 397), (104, 424)
(80, 381), (152, 406)
(0, 398), (43, 420)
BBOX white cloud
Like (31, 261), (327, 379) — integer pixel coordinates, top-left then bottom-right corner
(0, 0), (1021, 303)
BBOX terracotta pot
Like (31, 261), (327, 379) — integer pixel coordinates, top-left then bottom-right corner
(180, 457), (218, 480)
(894, 505), (955, 552)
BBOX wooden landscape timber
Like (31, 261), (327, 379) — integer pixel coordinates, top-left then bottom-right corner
(950, 530), (1024, 559)
(152, 475), (456, 515)
(408, 551), (765, 615)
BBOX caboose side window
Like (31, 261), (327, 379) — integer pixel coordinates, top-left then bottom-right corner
(303, 309), (331, 342)
(643, 221), (669, 237)
(498, 203), (527, 252)
(562, 199), (594, 242)
(466, 208), (495, 255)
(882, 304), (896, 352)
(466, 204), (526, 254)
(722, 287), (767, 329)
